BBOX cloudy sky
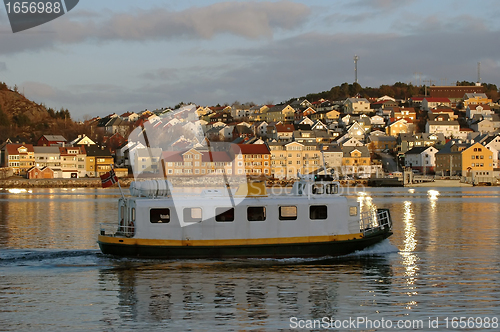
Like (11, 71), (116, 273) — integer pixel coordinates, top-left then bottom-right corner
(1, 0), (499, 119)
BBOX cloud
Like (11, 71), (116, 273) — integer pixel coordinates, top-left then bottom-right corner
(350, 0), (416, 10)
(95, 1), (310, 41)
(0, 1), (310, 55)
(21, 23), (500, 119)
(0, 62), (6, 71)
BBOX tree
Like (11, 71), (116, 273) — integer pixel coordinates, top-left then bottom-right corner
(349, 82), (362, 97)
(13, 113), (31, 126)
(0, 107), (10, 126)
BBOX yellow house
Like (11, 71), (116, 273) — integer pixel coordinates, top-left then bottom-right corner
(463, 93), (492, 108)
(3, 144), (35, 175)
(265, 105), (296, 123)
(230, 144), (271, 176)
(341, 146), (370, 167)
(386, 118), (411, 137)
(269, 142), (321, 179)
(249, 105), (270, 122)
(162, 148), (239, 176)
(84, 145), (114, 177)
(461, 142), (493, 174)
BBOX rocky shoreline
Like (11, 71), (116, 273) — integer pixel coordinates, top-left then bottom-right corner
(0, 178), (136, 188)
(0, 177), (492, 189)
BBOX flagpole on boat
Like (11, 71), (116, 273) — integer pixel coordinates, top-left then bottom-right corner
(110, 164), (125, 200)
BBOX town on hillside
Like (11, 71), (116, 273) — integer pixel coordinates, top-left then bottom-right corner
(1, 84), (500, 186)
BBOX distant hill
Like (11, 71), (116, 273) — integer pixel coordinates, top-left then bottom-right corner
(0, 83), (50, 125)
(0, 82), (80, 143)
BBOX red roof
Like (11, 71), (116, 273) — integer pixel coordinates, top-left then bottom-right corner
(232, 144), (270, 155)
(201, 151), (232, 162)
(162, 151), (183, 162)
(424, 97), (451, 103)
(275, 124), (294, 132)
(5, 144), (34, 155)
(432, 108), (454, 113)
(468, 103), (491, 110)
(59, 146), (85, 155)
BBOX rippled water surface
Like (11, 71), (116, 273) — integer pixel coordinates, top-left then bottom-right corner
(1, 187), (499, 331)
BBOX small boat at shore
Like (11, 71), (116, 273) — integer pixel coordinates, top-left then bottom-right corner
(98, 174), (393, 259)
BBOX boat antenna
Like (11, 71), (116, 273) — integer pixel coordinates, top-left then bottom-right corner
(320, 145), (327, 175)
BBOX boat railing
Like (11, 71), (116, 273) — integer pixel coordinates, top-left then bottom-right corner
(359, 208), (392, 236)
(99, 223), (135, 238)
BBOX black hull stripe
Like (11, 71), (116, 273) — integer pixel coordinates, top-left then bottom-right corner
(98, 231), (392, 259)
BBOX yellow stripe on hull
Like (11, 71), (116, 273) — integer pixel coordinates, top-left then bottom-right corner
(98, 233), (364, 247)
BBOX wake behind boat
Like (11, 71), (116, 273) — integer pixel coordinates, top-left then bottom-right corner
(98, 174), (392, 259)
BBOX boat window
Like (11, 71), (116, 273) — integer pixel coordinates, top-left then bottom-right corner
(247, 206), (266, 221)
(279, 206), (297, 221)
(215, 207), (234, 222)
(326, 184), (338, 195)
(131, 208), (136, 221)
(150, 208), (170, 223)
(183, 207), (202, 223)
(349, 206), (358, 216)
(120, 205), (125, 221)
(310, 205), (327, 220)
(312, 184), (324, 194)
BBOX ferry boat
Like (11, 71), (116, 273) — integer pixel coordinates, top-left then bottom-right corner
(98, 174), (392, 258)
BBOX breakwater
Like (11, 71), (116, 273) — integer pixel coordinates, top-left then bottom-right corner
(0, 177), (372, 188)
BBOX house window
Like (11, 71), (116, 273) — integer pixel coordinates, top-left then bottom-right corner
(279, 206), (297, 221)
(215, 207), (234, 222)
(310, 205), (327, 220)
(150, 208), (170, 223)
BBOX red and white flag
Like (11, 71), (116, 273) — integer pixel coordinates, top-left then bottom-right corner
(100, 169), (118, 188)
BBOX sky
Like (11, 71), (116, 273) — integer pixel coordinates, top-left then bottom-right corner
(1, 0), (500, 120)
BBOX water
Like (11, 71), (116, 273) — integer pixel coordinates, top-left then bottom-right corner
(1, 187), (500, 331)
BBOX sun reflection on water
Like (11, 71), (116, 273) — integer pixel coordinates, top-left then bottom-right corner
(400, 200), (419, 307)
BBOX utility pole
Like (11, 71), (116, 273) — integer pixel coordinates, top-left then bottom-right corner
(423, 79), (434, 96)
(354, 55), (359, 84)
(414, 72), (422, 87)
(449, 155), (452, 176)
(477, 62), (481, 85)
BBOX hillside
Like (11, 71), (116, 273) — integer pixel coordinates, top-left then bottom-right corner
(0, 83), (50, 123)
(0, 82), (80, 143)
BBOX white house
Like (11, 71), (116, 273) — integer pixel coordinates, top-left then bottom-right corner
(370, 115), (385, 126)
(344, 98), (371, 114)
(426, 120), (460, 138)
(252, 121), (268, 137)
(404, 146), (438, 174)
(466, 104), (493, 120)
(345, 121), (366, 140)
(471, 119), (496, 134)
(421, 97), (451, 110)
(337, 135), (364, 147)
(480, 134), (500, 168)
